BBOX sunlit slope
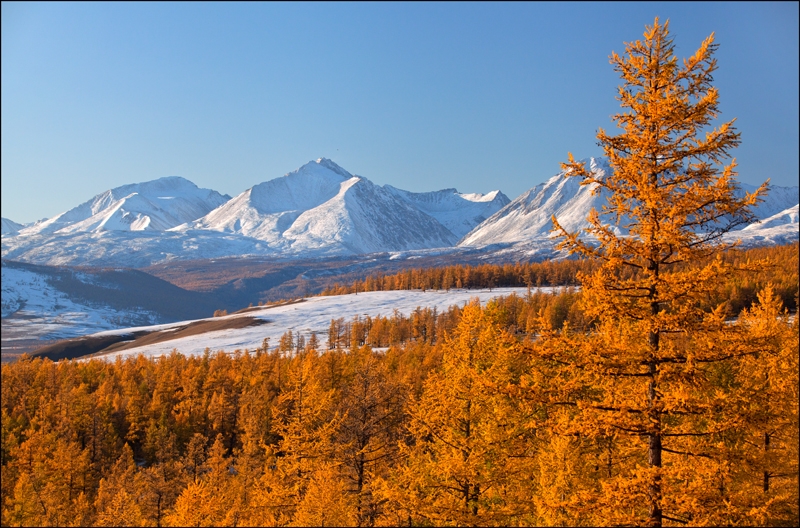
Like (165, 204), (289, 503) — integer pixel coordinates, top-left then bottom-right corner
(18, 176), (230, 235)
(384, 185), (510, 239)
(85, 287), (541, 360)
(459, 158), (799, 247)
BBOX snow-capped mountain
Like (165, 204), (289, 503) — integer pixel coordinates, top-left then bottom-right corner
(1, 218), (24, 236)
(737, 183), (800, 221)
(2, 159), (505, 266)
(186, 158), (353, 244)
(279, 173), (458, 254)
(19, 176), (230, 236)
(459, 157), (799, 248)
(724, 204), (800, 246)
(187, 158), (460, 253)
(2, 157), (796, 269)
(384, 186), (510, 239)
(459, 158), (616, 247)
(744, 204), (799, 228)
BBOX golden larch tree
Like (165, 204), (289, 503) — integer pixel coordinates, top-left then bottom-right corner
(379, 302), (536, 526)
(550, 17), (771, 527)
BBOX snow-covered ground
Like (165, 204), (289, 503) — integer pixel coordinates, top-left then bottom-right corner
(1, 263), (159, 343)
(90, 287), (545, 360)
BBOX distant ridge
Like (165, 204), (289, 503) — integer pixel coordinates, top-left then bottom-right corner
(1, 218), (24, 236)
(2, 157), (797, 268)
(384, 185), (510, 239)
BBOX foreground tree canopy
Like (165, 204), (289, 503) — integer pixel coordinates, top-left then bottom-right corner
(1, 18), (798, 528)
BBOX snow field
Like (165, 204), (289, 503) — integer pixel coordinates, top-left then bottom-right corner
(90, 287), (547, 361)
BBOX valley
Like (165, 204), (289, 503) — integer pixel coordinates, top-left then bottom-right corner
(2, 157), (798, 361)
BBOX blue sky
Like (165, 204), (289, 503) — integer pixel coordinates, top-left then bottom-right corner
(2, 1), (798, 224)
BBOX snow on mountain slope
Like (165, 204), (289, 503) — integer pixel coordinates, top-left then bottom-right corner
(1, 229), (278, 268)
(4, 158), (794, 268)
(725, 204), (800, 246)
(459, 158), (615, 247)
(189, 158), (458, 254)
(737, 183), (800, 220)
(19, 176), (230, 236)
(186, 158), (352, 246)
(1, 218), (24, 236)
(744, 204), (799, 228)
(283, 175), (458, 254)
(55, 192), (189, 233)
(0, 156), (477, 267)
(385, 186), (510, 239)
(460, 157), (799, 248)
(1, 261), (160, 344)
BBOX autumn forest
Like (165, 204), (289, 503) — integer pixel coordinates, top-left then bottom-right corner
(2, 18), (799, 528)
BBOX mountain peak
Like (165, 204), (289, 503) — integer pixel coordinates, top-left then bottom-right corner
(1, 217), (25, 235)
(15, 176), (230, 236)
(285, 158), (352, 180)
(110, 176), (205, 196)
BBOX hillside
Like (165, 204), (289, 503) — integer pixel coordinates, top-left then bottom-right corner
(1, 259), (220, 360)
(36, 286), (536, 361)
(384, 185), (510, 239)
(1, 217), (25, 235)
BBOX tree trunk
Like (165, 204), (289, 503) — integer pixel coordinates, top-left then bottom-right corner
(647, 357), (663, 528)
(648, 255), (663, 528)
(763, 432), (771, 493)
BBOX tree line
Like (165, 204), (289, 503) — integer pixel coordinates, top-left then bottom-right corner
(320, 243), (798, 319)
(320, 259), (597, 295)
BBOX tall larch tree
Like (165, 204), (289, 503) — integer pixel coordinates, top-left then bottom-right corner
(94, 443), (143, 527)
(379, 302), (536, 526)
(548, 17), (772, 527)
(249, 349), (343, 524)
(335, 346), (406, 526)
(724, 287), (799, 525)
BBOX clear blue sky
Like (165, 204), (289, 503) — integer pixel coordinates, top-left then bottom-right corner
(2, 1), (798, 224)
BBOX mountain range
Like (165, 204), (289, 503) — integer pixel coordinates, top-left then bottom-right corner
(181, 158), (498, 254)
(462, 157), (799, 247)
(2, 157), (797, 268)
